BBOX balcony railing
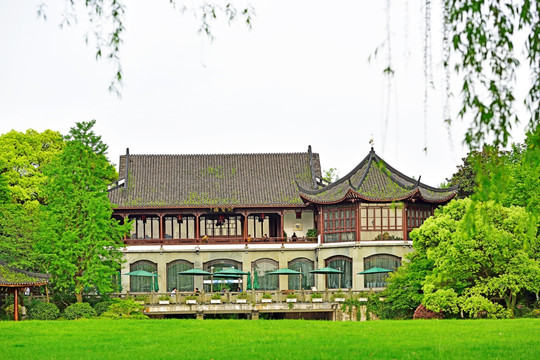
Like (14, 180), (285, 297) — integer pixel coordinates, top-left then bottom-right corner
(123, 236), (318, 246)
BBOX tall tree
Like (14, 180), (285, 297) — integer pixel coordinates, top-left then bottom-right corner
(38, 121), (131, 302)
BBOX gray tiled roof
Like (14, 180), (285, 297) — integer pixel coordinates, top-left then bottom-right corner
(0, 260), (50, 286)
(298, 149), (457, 204)
(108, 151), (322, 208)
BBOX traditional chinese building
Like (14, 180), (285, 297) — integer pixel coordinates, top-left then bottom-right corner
(108, 146), (457, 293)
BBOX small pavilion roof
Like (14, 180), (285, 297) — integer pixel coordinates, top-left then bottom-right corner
(0, 260), (50, 287)
(298, 148), (458, 204)
(108, 147), (322, 208)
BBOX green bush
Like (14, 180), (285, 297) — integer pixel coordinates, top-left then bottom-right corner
(101, 298), (148, 319)
(4, 304), (23, 318)
(28, 301), (60, 320)
(64, 302), (97, 320)
(93, 301), (113, 316)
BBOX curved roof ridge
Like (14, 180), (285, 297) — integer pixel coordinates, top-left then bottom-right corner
(372, 153), (458, 192)
(126, 151), (314, 157)
(298, 150), (373, 195)
(353, 150), (374, 189)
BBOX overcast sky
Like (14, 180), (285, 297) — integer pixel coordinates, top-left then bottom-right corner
(0, 1), (529, 186)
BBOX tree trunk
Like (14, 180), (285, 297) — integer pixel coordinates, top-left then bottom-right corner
(75, 291), (83, 303)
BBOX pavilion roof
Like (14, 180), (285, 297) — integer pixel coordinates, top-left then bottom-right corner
(0, 260), (50, 287)
(108, 148), (322, 208)
(298, 148), (458, 204)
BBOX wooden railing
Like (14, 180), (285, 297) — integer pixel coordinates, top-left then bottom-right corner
(124, 236), (318, 246)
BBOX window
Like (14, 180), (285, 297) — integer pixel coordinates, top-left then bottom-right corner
(129, 215), (160, 239)
(288, 258), (314, 290)
(129, 260), (157, 292)
(200, 215), (242, 237)
(167, 260), (194, 292)
(359, 205), (404, 240)
(326, 256), (352, 289)
(322, 205), (356, 242)
(406, 206), (433, 231)
(164, 215), (196, 239)
(252, 258), (279, 291)
(363, 254), (401, 288)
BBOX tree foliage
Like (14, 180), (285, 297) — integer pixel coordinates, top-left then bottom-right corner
(0, 129), (64, 207)
(38, 121), (131, 302)
(411, 198), (540, 318)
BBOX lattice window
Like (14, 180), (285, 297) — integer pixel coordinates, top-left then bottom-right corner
(322, 205), (356, 243)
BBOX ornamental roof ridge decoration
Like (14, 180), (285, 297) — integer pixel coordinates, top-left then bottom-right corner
(297, 148), (458, 204)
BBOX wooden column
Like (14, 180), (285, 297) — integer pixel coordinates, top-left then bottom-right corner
(356, 202), (361, 242)
(243, 211), (248, 240)
(280, 211), (284, 240)
(13, 288), (19, 322)
(319, 206), (324, 244)
(402, 203), (408, 241)
(159, 214), (164, 244)
(195, 213), (200, 240)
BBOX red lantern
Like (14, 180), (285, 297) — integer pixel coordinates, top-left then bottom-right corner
(177, 214), (183, 223)
(260, 213), (265, 219)
(219, 215), (225, 222)
(296, 211), (302, 219)
(141, 215), (147, 223)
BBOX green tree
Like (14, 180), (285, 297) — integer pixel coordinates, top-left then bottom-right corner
(0, 129), (64, 207)
(0, 172), (42, 270)
(38, 121), (131, 302)
(322, 168), (339, 184)
(375, 252), (434, 319)
(411, 199), (540, 318)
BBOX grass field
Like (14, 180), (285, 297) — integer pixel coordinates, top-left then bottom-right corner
(1, 319), (539, 359)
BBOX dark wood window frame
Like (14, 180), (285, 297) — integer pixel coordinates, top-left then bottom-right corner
(323, 205), (357, 242)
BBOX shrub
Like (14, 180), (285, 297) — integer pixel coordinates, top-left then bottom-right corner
(158, 295), (171, 301)
(286, 293), (297, 299)
(93, 301), (113, 316)
(101, 298), (148, 319)
(64, 302), (97, 320)
(311, 292), (322, 299)
(28, 301), (60, 320)
(236, 292), (248, 299)
(413, 304), (443, 319)
(262, 293), (272, 299)
(4, 304), (23, 318)
(211, 293), (222, 300)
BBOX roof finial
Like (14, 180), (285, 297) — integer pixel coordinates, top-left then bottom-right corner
(369, 136), (374, 152)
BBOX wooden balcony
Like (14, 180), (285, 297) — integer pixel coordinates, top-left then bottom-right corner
(123, 236), (318, 246)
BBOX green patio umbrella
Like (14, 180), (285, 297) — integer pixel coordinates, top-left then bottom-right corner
(124, 270), (160, 277)
(117, 270), (122, 292)
(153, 273), (159, 292)
(124, 270), (159, 292)
(309, 267), (344, 274)
(253, 270), (260, 290)
(357, 267), (393, 274)
(213, 267), (249, 276)
(266, 268), (303, 290)
(247, 271), (252, 290)
(177, 268), (212, 276)
(310, 267), (344, 289)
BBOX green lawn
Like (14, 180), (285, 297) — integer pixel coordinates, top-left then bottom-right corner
(1, 319), (538, 359)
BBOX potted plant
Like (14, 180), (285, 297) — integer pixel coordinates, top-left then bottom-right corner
(236, 292), (248, 304)
(158, 295), (170, 305)
(185, 295), (198, 305)
(210, 293), (222, 304)
(261, 293), (272, 303)
(311, 292), (323, 303)
(286, 293), (297, 303)
(133, 295), (147, 305)
(331, 290), (346, 303)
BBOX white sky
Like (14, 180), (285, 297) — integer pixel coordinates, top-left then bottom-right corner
(0, 0), (530, 186)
